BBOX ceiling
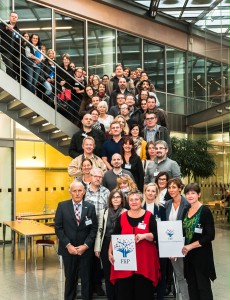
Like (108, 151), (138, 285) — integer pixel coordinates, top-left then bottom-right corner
(101, 0), (229, 40)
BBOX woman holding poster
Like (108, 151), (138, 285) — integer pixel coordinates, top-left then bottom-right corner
(94, 189), (127, 300)
(109, 191), (160, 300)
(182, 183), (216, 300)
(165, 178), (190, 300)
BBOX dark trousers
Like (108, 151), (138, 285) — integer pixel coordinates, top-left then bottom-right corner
(185, 258), (213, 300)
(116, 274), (154, 300)
(101, 237), (115, 300)
(2, 51), (19, 80)
(156, 258), (167, 300)
(63, 254), (93, 300)
(92, 255), (103, 288)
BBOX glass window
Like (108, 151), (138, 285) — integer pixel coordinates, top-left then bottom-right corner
(55, 14), (84, 66)
(167, 94), (186, 115)
(188, 54), (206, 101)
(144, 41), (165, 91)
(207, 60), (222, 106)
(117, 31), (141, 70)
(16, 0), (52, 50)
(166, 47), (186, 96)
(88, 22), (115, 77)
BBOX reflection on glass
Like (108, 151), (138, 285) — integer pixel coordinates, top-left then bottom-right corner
(16, 0), (52, 50)
(88, 22), (115, 77)
(144, 41), (165, 91)
(188, 54), (205, 101)
(166, 47), (185, 96)
(55, 14), (84, 66)
(117, 31), (141, 70)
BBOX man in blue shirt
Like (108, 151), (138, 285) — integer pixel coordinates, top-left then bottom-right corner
(101, 121), (123, 170)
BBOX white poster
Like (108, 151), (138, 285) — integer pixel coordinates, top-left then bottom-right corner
(111, 234), (137, 271)
(157, 220), (184, 258)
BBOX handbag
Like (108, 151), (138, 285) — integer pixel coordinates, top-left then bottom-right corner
(58, 89), (72, 101)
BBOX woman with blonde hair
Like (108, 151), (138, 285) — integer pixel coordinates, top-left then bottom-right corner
(143, 182), (167, 300)
(116, 174), (137, 208)
(114, 115), (129, 136)
(97, 100), (114, 132)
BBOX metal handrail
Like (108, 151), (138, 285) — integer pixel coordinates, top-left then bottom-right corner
(0, 17), (84, 124)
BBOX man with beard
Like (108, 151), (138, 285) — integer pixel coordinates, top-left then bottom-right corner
(102, 153), (134, 191)
(144, 140), (181, 185)
(109, 77), (134, 107)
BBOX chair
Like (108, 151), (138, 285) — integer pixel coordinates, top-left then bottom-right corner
(35, 239), (62, 268)
(213, 203), (223, 220)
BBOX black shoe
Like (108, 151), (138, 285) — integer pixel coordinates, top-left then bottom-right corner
(95, 285), (105, 296)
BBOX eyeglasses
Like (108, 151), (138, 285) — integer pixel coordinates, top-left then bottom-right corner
(117, 97), (125, 99)
(91, 175), (103, 179)
(145, 117), (156, 121)
(155, 147), (166, 150)
(112, 195), (121, 199)
(141, 103), (147, 106)
(158, 178), (167, 181)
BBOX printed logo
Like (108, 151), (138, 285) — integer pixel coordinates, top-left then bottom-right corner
(166, 229), (174, 240)
(114, 238), (135, 258)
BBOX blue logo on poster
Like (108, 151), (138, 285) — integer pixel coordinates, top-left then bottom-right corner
(114, 238), (134, 258)
(166, 229), (174, 240)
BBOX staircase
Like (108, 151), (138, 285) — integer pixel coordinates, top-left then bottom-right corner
(0, 69), (79, 155)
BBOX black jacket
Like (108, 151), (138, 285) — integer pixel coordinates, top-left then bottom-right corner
(122, 153), (144, 191)
(0, 21), (21, 55)
(69, 128), (105, 158)
(55, 199), (98, 257)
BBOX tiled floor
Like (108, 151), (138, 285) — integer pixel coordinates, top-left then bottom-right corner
(0, 221), (228, 300)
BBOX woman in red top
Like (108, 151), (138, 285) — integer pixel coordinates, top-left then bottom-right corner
(109, 191), (160, 300)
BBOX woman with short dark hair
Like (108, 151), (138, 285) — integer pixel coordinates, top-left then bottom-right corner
(182, 183), (216, 300)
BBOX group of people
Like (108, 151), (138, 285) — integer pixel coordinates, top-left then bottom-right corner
(60, 114), (216, 300)
(0, 11), (216, 300)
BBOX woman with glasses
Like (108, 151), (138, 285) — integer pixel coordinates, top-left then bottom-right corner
(109, 191), (160, 300)
(155, 171), (171, 204)
(94, 189), (127, 300)
(90, 108), (106, 133)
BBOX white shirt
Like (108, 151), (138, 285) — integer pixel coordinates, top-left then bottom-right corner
(146, 202), (155, 214)
(169, 204), (179, 221)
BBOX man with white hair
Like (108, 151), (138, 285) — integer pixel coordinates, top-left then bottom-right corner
(84, 168), (110, 296)
(55, 181), (97, 300)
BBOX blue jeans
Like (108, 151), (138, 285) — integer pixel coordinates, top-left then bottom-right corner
(43, 80), (53, 95)
(25, 65), (41, 94)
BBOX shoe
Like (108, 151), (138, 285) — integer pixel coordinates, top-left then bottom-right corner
(95, 285), (105, 296)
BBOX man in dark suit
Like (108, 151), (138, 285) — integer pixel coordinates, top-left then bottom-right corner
(55, 181), (98, 300)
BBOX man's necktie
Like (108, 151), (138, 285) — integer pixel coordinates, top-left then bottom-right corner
(75, 204), (81, 225)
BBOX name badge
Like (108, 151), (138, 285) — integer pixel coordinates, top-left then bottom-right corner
(125, 164), (131, 169)
(82, 133), (87, 137)
(138, 222), (146, 230)
(194, 227), (202, 234)
(85, 219), (92, 226)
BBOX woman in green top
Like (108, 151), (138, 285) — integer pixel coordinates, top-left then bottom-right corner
(182, 183), (216, 300)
